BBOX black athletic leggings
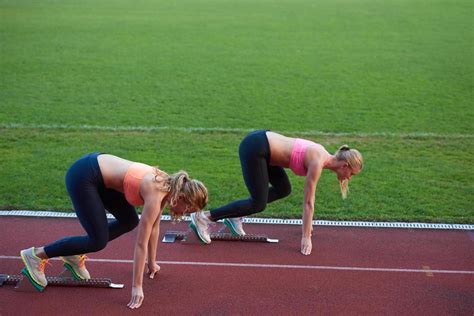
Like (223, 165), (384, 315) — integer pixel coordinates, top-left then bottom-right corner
(44, 152), (139, 258)
(210, 130), (292, 221)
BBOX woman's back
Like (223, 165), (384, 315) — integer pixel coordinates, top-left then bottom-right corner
(266, 132), (329, 172)
(266, 131), (294, 167)
(98, 154), (135, 192)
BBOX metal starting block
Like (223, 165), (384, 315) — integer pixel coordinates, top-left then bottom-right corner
(0, 268), (124, 292)
(162, 230), (279, 243)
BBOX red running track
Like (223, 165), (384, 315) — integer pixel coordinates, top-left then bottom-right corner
(0, 216), (473, 315)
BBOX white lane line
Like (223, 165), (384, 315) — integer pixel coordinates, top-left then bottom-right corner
(1, 210), (473, 230)
(1, 123), (473, 139)
(1, 256), (472, 275)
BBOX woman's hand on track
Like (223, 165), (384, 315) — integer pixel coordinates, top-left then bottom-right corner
(127, 287), (144, 309)
(147, 262), (161, 279)
(301, 237), (312, 255)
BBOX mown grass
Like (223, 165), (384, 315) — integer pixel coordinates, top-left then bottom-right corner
(1, 128), (472, 223)
(0, 0), (473, 223)
(0, 0), (472, 134)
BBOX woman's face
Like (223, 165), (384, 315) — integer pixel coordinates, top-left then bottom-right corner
(337, 163), (360, 181)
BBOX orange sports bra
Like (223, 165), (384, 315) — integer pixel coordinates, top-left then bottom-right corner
(123, 163), (156, 206)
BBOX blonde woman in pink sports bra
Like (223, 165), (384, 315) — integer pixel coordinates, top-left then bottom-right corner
(190, 130), (363, 256)
(19, 152), (208, 309)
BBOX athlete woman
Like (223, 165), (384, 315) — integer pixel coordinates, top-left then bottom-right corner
(189, 130), (363, 255)
(20, 152), (208, 309)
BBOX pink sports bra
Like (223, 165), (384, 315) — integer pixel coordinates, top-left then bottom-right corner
(289, 138), (318, 176)
(123, 163), (156, 206)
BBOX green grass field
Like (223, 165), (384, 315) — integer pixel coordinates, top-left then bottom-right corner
(1, 0), (473, 223)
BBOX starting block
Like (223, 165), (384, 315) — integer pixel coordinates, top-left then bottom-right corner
(162, 231), (278, 243)
(162, 221), (279, 244)
(0, 268), (124, 292)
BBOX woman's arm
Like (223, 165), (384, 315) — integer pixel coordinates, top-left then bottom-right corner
(146, 216), (161, 278)
(127, 181), (164, 309)
(301, 161), (323, 255)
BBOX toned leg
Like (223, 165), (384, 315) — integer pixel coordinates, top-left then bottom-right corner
(43, 153), (109, 258)
(210, 130), (271, 221)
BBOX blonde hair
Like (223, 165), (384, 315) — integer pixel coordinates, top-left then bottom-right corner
(153, 169), (208, 221)
(335, 145), (363, 199)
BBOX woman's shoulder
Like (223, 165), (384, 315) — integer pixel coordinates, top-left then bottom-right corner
(305, 142), (330, 161)
(141, 172), (170, 200)
(142, 168), (169, 187)
(152, 167), (169, 178)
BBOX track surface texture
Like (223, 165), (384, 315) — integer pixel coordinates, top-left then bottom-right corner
(0, 216), (472, 315)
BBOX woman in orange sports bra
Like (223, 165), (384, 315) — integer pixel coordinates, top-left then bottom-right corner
(190, 130), (363, 256)
(19, 152), (208, 309)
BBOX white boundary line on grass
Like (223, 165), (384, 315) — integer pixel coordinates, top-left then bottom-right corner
(0, 255), (472, 275)
(1, 123), (473, 139)
(0, 210), (472, 230)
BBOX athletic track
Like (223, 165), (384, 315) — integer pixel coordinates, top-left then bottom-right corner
(0, 215), (472, 315)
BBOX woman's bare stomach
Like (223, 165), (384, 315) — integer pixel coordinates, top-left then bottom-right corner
(265, 131), (293, 168)
(97, 154), (133, 191)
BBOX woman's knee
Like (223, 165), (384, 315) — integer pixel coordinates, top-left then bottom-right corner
(125, 216), (139, 232)
(88, 237), (108, 252)
(250, 199), (267, 213)
(279, 183), (292, 198)
(116, 215), (139, 234)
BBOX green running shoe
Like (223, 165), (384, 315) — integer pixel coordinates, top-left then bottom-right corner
(61, 254), (91, 280)
(20, 247), (48, 289)
(224, 217), (246, 236)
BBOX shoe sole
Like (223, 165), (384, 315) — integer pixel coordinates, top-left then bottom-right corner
(62, 262), (87, 281)
(189, 221), (211, 244)
(223, 219), (245, 237)
(20, 250), (47, 289)
(21, 267), (46, 292)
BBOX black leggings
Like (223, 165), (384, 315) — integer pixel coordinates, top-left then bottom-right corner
(210, 130), (292, 221)
(44, 153), (139, 258)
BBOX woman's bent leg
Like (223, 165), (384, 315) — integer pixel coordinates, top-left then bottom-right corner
(101, 189), (139, 241)
(267, 165), (292, 202)
(210, 131), (270, 221)
(43, 154), (109, 258)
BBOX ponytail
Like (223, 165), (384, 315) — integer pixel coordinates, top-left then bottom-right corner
(168, 171), (190, 208)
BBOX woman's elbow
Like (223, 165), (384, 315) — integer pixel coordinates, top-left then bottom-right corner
(304, 201), (314, 212)
(135, 241), (147, 251)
